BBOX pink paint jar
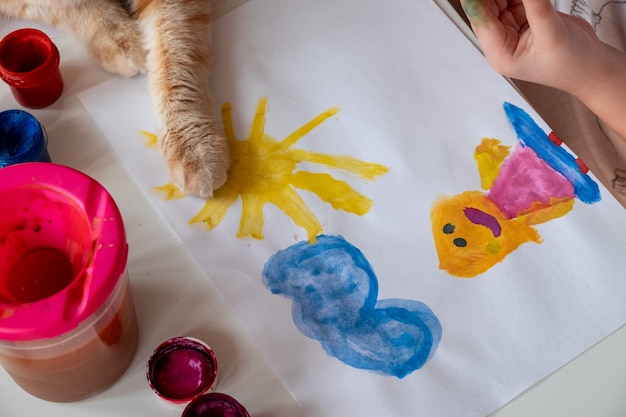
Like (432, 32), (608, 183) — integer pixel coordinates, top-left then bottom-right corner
(147, 337), (219, 404)
(182, 393), (251, 417)
(0, 162), (138, 402)
(0, 28), (64, 108)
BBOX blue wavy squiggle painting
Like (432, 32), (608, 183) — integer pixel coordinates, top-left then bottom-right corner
(262, 235), (442, 378)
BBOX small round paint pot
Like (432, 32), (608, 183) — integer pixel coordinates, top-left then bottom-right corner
(147, 337), (219, 404)
(0, 109), (51, 167)
(0, 28), (64, 108)
(0, 162), (139, 402)
(182, 393), (251, 417)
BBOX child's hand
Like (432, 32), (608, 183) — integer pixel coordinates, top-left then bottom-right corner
(462, 0), (626, 147)
(460, 0), (605, 96)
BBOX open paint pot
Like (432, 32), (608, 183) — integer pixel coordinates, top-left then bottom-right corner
(0, 109), (51, 167)
(182, 393), (251, 417)
(0, 28), (64, 108)
(0, 162), (138, 402)
(147, 337), (219, 404)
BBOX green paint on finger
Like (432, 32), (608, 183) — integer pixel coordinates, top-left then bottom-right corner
(460, 0), (488, 25)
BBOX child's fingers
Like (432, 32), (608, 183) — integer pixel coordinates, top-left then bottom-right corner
(460, 0), (509, 50)
(460, 0), (498, 27)
(460, 0), (512, 64)
(520, 0), (560, 37)
(521, 0), (557, 20)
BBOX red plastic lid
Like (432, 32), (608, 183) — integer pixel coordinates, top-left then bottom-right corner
(0, 163), (128, 341)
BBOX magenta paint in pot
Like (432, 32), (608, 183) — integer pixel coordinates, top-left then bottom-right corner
(0, 162), (139, 402)
(183, 393), (251, 417)
(147, 336), (219, 404)
(0, 28), (64, 108)
(0, 109), (51, 167)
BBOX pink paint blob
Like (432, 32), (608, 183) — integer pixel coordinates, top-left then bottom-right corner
(183, 393), (250, 417)
(488, 146), (575, 218)
(147, 337), (218, 404)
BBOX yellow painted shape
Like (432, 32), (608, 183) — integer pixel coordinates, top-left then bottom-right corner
(291, 171), (373, 215)
(521, 197), (575, 225)
(238, 192), (267, 239)
(290, 150), (389, 181)
(274, 107), (340, 150)
(267, 186), (324, 243)
(474, 138), (510, 190)
(139, 130), (159, 149)
(190, 186), (240, 230)
(431, 190), (541, 278)
(188, 97), (387, 242)
(154, 183), (186, 200)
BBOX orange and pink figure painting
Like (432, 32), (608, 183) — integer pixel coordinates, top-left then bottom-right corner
(431, 103), (601, 278)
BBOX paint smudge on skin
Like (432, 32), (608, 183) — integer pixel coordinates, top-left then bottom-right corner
(460, 0), (489, 25)
(143, 98), (389, 242)
(262, 235), (442, 378)
(432, 103), (600, 278)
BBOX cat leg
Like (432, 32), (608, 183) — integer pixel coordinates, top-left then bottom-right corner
(133, 0), (229, 197)
(0, 0), (146, 76)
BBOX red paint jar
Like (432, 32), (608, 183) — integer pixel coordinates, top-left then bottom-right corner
(0, 28), (64, 109)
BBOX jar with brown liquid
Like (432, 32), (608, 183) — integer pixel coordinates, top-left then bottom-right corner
(0, 163), (139, 402)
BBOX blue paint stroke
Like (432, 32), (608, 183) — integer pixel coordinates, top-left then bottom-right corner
(262, 235), (442, 378)
(503, 102), (600, 204)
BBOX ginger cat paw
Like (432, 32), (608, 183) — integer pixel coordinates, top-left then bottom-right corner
(89, 20), (147, 77)
(161, 125), (231, 198)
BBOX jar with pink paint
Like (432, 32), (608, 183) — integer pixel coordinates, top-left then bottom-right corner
(0, 162), (138, 402)
(147, 337), (219, 404)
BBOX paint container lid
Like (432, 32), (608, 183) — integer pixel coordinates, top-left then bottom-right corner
(0, 163), (128, 341)
(0, 109), (51, 167)
(182, 393), (251, 417)
(147, 337), (219, 404)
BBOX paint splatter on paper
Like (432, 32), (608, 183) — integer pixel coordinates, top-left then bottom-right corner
(431, 103), (601, 278)
(262, 235), (442, 378)
(142, 98), (388, 241)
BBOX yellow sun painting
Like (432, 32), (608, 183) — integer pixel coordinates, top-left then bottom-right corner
(141, 97), (389, 242)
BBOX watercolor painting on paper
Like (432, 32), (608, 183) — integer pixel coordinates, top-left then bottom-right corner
(262, 234), (442, 378)
(143, 97), (389, 242)
(431, 102), (601, 278)
(76, 0), (626, 415)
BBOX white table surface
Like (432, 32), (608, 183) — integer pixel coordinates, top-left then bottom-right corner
(2, 2), (626, 416)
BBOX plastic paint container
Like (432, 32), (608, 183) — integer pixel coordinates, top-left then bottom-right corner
(0, 28), (64, 108)
(0, 162), (138, 402)
(147, 337), (219, 404)
(0, 109), (51, 167)
(182, 393), (251, 417)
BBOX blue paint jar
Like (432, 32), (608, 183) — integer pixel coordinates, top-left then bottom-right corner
(0, 109), (51, 167)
